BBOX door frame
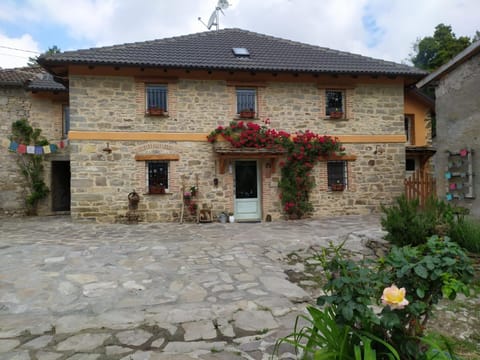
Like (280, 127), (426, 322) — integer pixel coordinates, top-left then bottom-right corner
(234, 159), (262, 221)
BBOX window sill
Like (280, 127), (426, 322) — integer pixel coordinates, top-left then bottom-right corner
(235, 117), (259, 120)
(145, 113), (169, 117)
(324, 117), (349, 121)
(144, 191), (171, 196)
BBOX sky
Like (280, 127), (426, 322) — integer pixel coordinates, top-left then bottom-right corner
(0, 0), (478, 69)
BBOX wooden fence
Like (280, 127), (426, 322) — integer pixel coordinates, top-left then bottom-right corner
(404, 170), (436, 207)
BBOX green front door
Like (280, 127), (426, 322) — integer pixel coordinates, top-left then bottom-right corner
(234, 160), (261, 221)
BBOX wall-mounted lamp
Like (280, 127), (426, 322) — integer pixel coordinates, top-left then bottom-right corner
(213, 178), (219, 187)
(103, 142), (112, 154)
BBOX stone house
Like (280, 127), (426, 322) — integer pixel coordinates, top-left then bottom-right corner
(2, 29), (431, 222)
(417, 40), (480, 218)
(0, 67), (70, 215)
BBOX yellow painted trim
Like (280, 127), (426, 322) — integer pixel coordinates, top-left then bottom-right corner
(337, 135), (406, 143)
(69, 131), (207, 142)
(69, 131), (406, 144)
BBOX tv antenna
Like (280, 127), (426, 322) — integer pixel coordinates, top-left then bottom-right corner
(198, 0), (229, 31)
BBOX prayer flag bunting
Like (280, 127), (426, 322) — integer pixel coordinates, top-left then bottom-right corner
(9, 141), (18, 152)
(35, 146), (43, 155)
(18, 144), (27, 154)
(27, 145), (35, 154)
(43, 145), (51, 154)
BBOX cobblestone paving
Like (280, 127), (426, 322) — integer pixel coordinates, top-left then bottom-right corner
(0, 215), (386, 360)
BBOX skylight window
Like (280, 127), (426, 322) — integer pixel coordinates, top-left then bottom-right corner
(232, 47), (250, 57)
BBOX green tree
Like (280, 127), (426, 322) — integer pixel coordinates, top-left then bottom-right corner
(28, 45), (61, 67)
(411, 24), (474, 71)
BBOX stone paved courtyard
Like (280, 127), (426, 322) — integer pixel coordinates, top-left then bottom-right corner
(0, 215), (386, 360)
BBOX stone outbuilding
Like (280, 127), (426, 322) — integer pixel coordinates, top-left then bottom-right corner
(0, 67), (70, 215)
(417, 40), (480, 218)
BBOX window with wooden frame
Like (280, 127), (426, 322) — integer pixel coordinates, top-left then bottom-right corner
(146, 84), (168, 115)
(236, 88), (257, 118)
(325, 89), (345, 119)
(327, 160), (348, 190)
(147, 161), (169, 194)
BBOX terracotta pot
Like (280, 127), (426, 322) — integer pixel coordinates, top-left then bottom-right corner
(149, 186), (165, 194)
(329, 111), (344, 119)
(239, 110), (255, 119)
(331, 183), (345, 191)
(148, 108), (164, 116)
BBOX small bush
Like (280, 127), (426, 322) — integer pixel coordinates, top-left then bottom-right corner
(450, 218), (480, 253)
(381, 195), (454, 246)
(312, 236), (474, 360)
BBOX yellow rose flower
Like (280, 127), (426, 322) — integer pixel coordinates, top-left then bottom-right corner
(381, 284), (409, 310)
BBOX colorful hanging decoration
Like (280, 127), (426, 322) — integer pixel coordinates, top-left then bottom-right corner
(444, 172), (451, 180)
(4, 139), (67, 155)
(446, 193), (453, 201)
(449, 183), (457, 190)
(459, 148), (468, 157)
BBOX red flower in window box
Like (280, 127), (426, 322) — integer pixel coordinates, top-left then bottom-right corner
(329, 111), (344, 119)
(148, 107), (165, 116)
(239, 109), (256, 119)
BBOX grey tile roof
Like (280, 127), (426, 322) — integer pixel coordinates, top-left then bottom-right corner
(27, 74), (67, 92)
(40, 28), (426, 77)
(0, 67), (66, 91)
(0, 67), (42, 86)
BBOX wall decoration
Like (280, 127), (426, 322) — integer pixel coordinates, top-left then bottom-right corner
(444, 148), (475, 201)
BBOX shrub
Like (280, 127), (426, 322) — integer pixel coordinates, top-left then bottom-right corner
(381, 195), (454, 246)
(450, 218), (480, 253)
(309, 236), (474, 360)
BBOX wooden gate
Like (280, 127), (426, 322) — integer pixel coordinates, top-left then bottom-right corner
(404, 170), (436, 207)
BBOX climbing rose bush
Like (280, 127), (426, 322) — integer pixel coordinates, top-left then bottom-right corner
(207, 120), (344, 218)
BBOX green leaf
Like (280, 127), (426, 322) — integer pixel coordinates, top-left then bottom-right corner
(414, 264), (428, 279)
(341, 305), (353, 321)
(416, 287), (425, 298)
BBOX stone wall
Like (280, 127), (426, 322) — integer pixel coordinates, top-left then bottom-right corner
(0, 86), (67, 215)
(434, 52), (480, 218)
(69, 74), (406, 222)
(0, 87), (30, 215)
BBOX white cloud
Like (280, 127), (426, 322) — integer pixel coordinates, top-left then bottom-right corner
(0, 33), (40, 69)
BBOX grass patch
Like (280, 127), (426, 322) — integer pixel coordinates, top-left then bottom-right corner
(425, 331), (480, 359)
(450, 218), (480, 253)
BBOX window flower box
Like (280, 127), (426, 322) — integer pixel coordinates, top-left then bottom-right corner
(149, 185), (166, 194)
(148, 107), (165, 116)
(331, 183), (345, 191)
(239, 110), (256, 119)
(329, 111), (344, 119)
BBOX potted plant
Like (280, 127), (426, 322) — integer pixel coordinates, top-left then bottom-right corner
(228, 212), (235, 223)
(239, 108), (256, 119)
(329, 108), (344, 119)
(219, 212), (228, 223)
(148, 107), (164, 116)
